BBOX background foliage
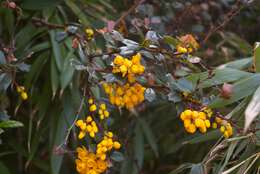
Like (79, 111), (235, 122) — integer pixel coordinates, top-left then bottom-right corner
(0, 0), (260, 174)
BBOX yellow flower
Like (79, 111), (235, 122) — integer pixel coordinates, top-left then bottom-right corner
(16, 86), (25, 93)
(220, 126), (225, 133)
(89, 131), (95, 138)
(177, 46), (188, 53)
(104, 110), (109, 118)
(100, 154), (106, 161)
(88, 98), (94, 104)
(88, 170), (97, 174)
(86, 116), (92, 123)
(212, 122), (218, 129)
(198, 112), (206, 120)
(194, 118), (204, 128)
(86, 125), (92, 132)
(106, 131), (113, 138)
(21, 92), (28, 100)
(96, 160), (108, 172)
(85, 28), (94, 40)
(191, 111), (199, 119)
(78, 131), (86, 139)
(75, 159), (86, 173)
(187, 124), (196, 133)
(131, 53), (141, 64)
(86, 158), (96, 168)
(100, 103), (106, 110)
(114, 55), (124, 65)
(205, 120), (211, 128)
(76, 120), (84, 127)
(119, 65), (127, 76)
(89, 104), (97, 112)
(113, 141), (121, 149)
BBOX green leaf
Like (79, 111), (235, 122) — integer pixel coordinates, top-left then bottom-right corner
(60, 50), (75, 90)
(49, 30), (63, 71)
(138, 118), (159, 157)
(15, 23), (44, 55)
(51, 55), (60, 96)
(134, 123), (144, 168)
(187, 68), (251, 88)
(90, 86), (100, 99)
(51, 92), (76, 174)
(29, 42), (51, 53)
(55, 32), (68, 42)
(253, 42), (260, 72)
(111, 151), (125, 162)
(218, 58), (252, 70)
(0, 120), (24, 128)
(209, 74), (260, 108)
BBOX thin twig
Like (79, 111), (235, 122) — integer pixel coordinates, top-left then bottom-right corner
(31, 17), (65, 29)
(202, 0), (244, 44)
(56, 88), (86, 150)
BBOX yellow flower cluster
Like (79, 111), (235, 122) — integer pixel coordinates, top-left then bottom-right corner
(96, 132), (121, 160)
(85, 28), (94, 40)
(75, 98), (122, 174)
(98, 103), (110, 120)
(112, 53), (145, 83)
(76, 116), (99, 139)
(180, 109), (211, 134)
(212, 117), (233, 138)
(176, 34), (199, 54)
(16, 86), (28, 100)
(180, 108), (233, 138)
(103, 82), (145, 109)
(75, 147), (108, 174)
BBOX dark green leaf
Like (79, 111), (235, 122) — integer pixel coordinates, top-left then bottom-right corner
(138, 118), (159, 157)
(60, 51), (75, 90)
(134, 124), (144, 168)
(51, 55), (60, 96)
(49, 30), (63, 71)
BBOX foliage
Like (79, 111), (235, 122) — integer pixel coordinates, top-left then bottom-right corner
(0, 0), (260, 174)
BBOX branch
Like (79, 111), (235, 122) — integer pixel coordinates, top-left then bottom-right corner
(202, 0), (244, 44)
